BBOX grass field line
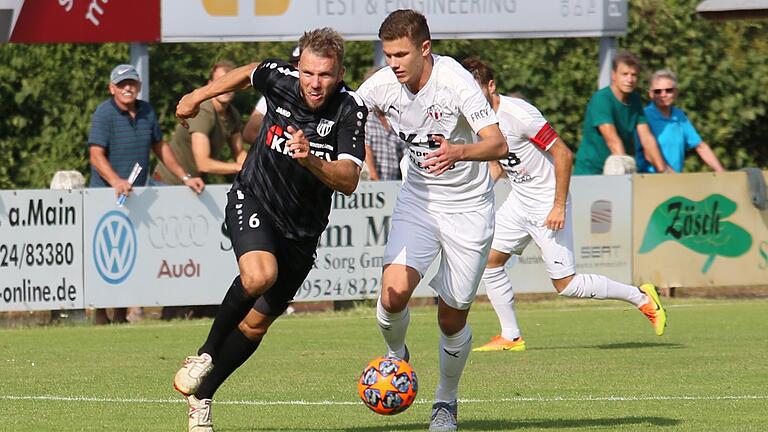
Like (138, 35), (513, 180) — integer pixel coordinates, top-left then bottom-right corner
(3, 394), (766, 406)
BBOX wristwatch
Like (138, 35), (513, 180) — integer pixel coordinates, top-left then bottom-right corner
(181, 173), (192, 181)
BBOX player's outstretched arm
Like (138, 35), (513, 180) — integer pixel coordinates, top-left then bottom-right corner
(543, 138), (573, 231)
(422, 124), (507, 176)
(176, 63), (259, 128)
(287, 126), (361, 195)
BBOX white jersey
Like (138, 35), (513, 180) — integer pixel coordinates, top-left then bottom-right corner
(496, 95), (562, 212)
(357, 55), (498, 212)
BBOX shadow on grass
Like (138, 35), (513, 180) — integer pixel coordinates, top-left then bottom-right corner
(228, 415), (680, 431)
(592, 342), (684, 350)
(534, 341), (684, 351)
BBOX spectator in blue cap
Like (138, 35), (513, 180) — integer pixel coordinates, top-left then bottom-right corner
(87, 63), (205, 324)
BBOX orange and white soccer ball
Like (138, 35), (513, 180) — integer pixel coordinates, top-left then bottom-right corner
(357, 356), (418, 415)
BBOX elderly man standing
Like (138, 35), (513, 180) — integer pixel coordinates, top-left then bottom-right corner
(88, 64), (204, 324)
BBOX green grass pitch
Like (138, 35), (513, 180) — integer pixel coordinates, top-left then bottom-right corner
(1, 297), (766, 431)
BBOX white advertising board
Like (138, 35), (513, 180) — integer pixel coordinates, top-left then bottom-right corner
(161, 0), (628, 42)
(0, 189), (84, 311)
(4, 177), (632, 310)
(82, 182), (436, 307)
(83, 185), (236, 308)
(485, 175), (633, 294)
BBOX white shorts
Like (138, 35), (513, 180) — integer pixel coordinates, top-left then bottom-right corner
(492, 196), (575, 280)
(384, 195), (495, 310)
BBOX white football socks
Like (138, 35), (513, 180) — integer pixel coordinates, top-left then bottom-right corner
(482, 266), (522, 340)
(435, 324), (472, 403)
(560, 273), (646, 306)
(376, 297), (410, 359)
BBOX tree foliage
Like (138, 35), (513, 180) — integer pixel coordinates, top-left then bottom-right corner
(0, 0), (765, 189)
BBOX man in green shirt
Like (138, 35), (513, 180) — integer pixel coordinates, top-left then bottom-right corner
(154, 60), (246, 185)
(574, 52), (668, 175)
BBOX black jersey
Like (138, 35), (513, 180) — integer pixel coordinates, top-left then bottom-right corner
(235, 59), (367, 240)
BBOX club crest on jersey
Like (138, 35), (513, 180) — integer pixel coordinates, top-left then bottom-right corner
(317, 118), (335, 137)
(426, 104), (444, 121)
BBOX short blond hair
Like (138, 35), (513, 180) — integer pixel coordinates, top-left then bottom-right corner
(299, 27), (345, 70)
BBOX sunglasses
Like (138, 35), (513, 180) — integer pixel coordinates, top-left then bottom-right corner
(652, 87), (676, 95)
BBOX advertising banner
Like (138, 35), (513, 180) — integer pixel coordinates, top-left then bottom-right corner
(490, 175), (633, 294)
(0, 189), (84, 311)
(4, 0), (160, 43)
(82, 182), (437, 307)
(161, 0), (627, 42)
(633, 171), (768, 287)
(83, 185), (234, 308)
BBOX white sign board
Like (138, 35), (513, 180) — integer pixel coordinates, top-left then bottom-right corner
(82, 182), (437, 307)
(485, 175), (633, 294)
(0, 189), (84, 311)
(83, 185), (236, 308)
(161, 0), (628, 42)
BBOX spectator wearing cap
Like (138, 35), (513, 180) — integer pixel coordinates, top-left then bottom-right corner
(87, 64), (205, 325)
(243, 45), (301, 144)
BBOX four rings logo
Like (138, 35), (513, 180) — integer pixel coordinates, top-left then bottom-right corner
(148, 215), (209, 248)
(92, 211), (137, 284)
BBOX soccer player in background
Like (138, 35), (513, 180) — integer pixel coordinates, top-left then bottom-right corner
(357, 10), (507, 432)
(172, 28), (367, 432)
(460, 57), (667, 354)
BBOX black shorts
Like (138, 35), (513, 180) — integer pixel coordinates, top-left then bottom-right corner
(225, 186), (318, 316)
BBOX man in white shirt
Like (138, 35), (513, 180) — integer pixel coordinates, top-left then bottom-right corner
(460, 57), (667, 355)
(357, 10), (507, 432)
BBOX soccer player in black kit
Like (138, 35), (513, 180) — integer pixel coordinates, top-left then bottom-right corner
(172, 28), (367, 432)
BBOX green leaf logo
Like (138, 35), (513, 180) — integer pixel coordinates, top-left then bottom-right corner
(639, 194), (752, 273)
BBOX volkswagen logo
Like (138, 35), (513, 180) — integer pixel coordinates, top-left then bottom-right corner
(93, 211), (137, 284)
(148, 215), (209, 248)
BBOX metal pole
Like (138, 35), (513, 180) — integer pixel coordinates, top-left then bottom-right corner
(374, 40), (385, 67)
(130, 43), (150, 101)
(598, 36), (617, 89)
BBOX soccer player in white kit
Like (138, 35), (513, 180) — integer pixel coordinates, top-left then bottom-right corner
(357, 10), (507, 432)
(460, 58), (667, 353)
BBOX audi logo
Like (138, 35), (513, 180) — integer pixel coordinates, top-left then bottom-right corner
(148, 215), (209, 248)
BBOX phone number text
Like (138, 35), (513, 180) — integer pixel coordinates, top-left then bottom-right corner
(0, 242), (75, 269)
(296, 277), (380, 300)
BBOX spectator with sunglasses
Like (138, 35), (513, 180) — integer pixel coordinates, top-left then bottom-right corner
(636, 68), (724, 173)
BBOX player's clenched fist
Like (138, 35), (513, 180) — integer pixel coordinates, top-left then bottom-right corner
(175, 91), (201, 129)
(287, 126), (311, 162)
